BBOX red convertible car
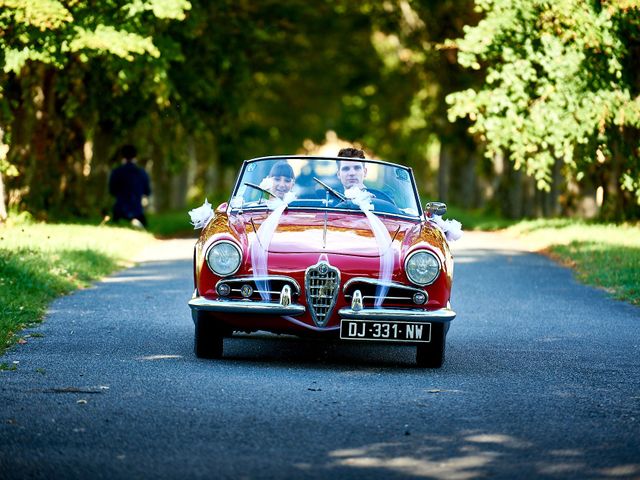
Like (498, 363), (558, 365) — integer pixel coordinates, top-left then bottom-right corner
(188, 156), (456, 367)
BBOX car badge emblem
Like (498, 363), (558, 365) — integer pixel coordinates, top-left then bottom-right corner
(318, 262), (329, 275)
(240, 284), (254, 298)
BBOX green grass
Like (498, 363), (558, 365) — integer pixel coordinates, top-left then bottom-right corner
(146, 210), (199, 239)
(441, 212), (639, 305)
(506, 219), (640, 305)
(145, 195), (229, 239)
(0, 219), (152, 354)
(445, 205), (517, 231)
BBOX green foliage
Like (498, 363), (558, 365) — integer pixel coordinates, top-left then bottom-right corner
(447, 0), (640, 212)
(0, 0), (190, 72)
(445, 204), (517, 231)
(69, 25), (161, 61)
(147, 210), (200, 238)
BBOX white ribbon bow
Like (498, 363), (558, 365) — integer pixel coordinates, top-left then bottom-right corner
(429, 215), (463, 241)
(188, 199), (214, 229)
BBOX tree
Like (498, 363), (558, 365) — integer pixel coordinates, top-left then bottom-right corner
(0, 0), (190, 218)
(446, 0), (640, 220)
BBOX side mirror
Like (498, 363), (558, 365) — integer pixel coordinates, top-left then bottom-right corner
(425, 202), (447, 217)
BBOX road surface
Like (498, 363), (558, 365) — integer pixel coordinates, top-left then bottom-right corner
(1, 233), (638, 479)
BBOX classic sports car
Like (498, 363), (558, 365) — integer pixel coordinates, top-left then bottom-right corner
(188, 155), (456, 367)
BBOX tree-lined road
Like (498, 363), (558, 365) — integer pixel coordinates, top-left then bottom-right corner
(1, 235), (639, 479)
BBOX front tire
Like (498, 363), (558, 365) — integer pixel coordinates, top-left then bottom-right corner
(194, 314), (224, 359)
(416, 322), (446, 368)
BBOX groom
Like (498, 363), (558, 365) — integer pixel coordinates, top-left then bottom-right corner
(336, 147), (367, 192)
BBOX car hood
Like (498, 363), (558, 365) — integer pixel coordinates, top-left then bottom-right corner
(241, 210), (419, 257)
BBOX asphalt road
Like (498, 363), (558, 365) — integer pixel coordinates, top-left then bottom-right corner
(1, 234), (639, 480)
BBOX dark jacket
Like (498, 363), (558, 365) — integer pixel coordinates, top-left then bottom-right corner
(109, 161), (151, 219)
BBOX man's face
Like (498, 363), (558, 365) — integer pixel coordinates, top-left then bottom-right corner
(337, 160), (366, 189)
(271, 175), (294, 199)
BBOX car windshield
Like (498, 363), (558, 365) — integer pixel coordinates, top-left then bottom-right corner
(228, 156), (421, 218)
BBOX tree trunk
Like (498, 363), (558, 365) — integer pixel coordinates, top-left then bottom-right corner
(496, 153), (523, 219)
(460, 151), (477, 209)
(543, 156), (563, 217)
(171, 165), (189, 211)
(206, 138), (221, 202)
(523, 174), (536, 218)
(602, 133), (624, 221)
(5, 69), (37, 212)
(24, 65), (58, 219)
(149, 129), (171, 213)
(91, 125), (117, 217)
(438, 144), (451, 203)
(0, 170), (7, 221)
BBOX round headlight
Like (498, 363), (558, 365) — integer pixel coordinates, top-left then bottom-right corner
(405, 250), (441, 286)
(206, 241), (242, 277)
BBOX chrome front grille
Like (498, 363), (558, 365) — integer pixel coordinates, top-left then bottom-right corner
(215, 276), (300, 302)
(343, 278), (428, 308)
(305, 260), (340, 327)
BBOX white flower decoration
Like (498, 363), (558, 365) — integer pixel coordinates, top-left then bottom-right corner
(188, 199), (214, 229)
(259, 177), (273, 191)
(344, 186), (373, 211)
(429, 215), (463, 241)
(283, 191), (297, 204)
(265, 190), (297, 210)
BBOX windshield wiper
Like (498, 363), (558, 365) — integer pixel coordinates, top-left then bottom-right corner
(313, 177), (346, 201)
(244, 182), (276, 198)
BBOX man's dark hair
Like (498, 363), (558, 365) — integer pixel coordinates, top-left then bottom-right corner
(121, 144), (137, 161)
(337, 147), (365, 159)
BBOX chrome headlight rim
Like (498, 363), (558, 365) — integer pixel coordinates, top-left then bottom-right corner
(205, 240), (242, 277)
(404, 249), (441, 286)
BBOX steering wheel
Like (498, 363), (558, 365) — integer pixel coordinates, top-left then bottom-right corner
(335, 197), (403, 215)
(367, 188), (395, 205)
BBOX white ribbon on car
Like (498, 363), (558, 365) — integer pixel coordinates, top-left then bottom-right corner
(259, 177), (273, 192)
(188, 199), (214, 229)
(429, 215), (463, 241)
(344, 187), (393, 308)
(251, 191), (297, 301)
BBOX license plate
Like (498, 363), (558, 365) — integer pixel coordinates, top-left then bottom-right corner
(340, 320), (431, 343)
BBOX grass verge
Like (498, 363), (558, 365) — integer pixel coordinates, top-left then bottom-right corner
(506, 219), (640, 306)
(0, 221), (152, 355)
(445, 205), (517, 231)
(147, 210), (199, 239)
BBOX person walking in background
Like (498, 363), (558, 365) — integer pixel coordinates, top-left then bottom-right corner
(109, 145), (151, 228)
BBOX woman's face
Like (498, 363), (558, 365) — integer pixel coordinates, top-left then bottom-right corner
(271, 175), (294, 199)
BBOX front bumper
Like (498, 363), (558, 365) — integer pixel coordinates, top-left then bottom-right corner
(189, 295), (455, 326)
(188, 296), (306, 321)
(338, 307), (455, 323)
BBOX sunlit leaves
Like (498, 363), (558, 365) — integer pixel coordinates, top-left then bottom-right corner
(0, 1), (190, 69)
(0, 0), (72, 31)
(124, 0), (191, 20)
(69, 25), (160, 60)
(447, 0), (640, 205)
(3, 47), (56, 73)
